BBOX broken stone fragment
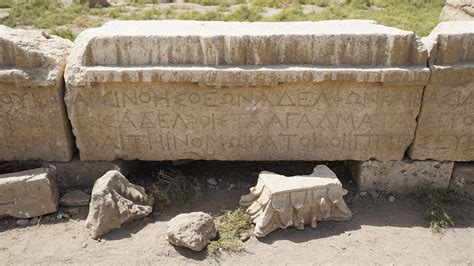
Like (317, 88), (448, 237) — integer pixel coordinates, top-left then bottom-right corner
(240, 165), (352, 237)
(85, 170), (154, 239)
(166, 212), (217, 251)
(0, 168), (58, 219)
(60, 190), (91, 207)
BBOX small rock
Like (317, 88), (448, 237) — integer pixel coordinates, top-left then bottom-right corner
(240, 232), (251, 242)
(16, 219), (29, 227)
(206, 178), (218, 186)
(29, 217), (39, 226)
(359, 191), (367, 197)
(0, 9), (9, 20)
(166, 212), (217, 252)
(67, 208), (80, 216)
(85, 170), (154, 239)
(368, 189), (379, 199)
(81, 242), (87, 248)
(63, 213), (70, 219)
(60, 190), (91, 207)
(345, 232), (351, 236)
(227, 183), (236, 191)
(388, 195), (396, 203)
(57, 213), (63, 220)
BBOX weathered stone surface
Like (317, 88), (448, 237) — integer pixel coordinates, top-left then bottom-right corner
(41, 157), (137, 189)
(449, 163), (474, 197)
(166, 212), (217, 251)
(409, 22), (474, 161)
(0, 26), (73, 161)
(65, 20), (429, 161)
(85, 170), (154, 239)
(0, 168), (58, 218)
(349, 159), (454, 193)
(440, 0), (474, 21)
(60, 190), (91, 207)
(240, 165), (352, 237)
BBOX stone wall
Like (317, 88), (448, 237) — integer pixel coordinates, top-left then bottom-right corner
(0, 20), (473, 193)
(64, 20), (429, 161)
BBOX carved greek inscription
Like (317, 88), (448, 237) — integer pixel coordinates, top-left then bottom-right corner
(71, 82), (423, 160)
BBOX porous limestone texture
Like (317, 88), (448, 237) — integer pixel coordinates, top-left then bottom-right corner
(449, 163), (474, 198)
(85, 170), (154, 239)
(0, 26), (74, 161)
(65, 20), (429, 161)
(440, 0), (474, 21)
(240, 165), (352, 237)
(349, 159), (455, 193)
(409, 21), (474, 161)
(0, 168), (58, 218)
(166, 212), (217, 251)
(41, 157), (137, 189)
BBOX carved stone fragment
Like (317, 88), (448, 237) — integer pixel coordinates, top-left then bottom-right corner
(240, 165), (352, 237)
(85, 170), (154, 239)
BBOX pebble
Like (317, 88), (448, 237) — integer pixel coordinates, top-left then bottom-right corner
(227, 183), (236, 190)
(67, 208), (80, 216)
(240, 232), (251, 242)
(16, 219), (29, 227)
(63, 213), (70, 219)
(388, 195), (396, 203)
(206, 178), (218, 186)
(81, 242), (88, 248)
(56, 213), (63, 220)
(359, 191), (367, 197)
(368, 189), (379, 199)
(29, 217), (39, 226)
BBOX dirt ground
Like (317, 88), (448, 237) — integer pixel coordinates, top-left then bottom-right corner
(0, 161), (473, 265)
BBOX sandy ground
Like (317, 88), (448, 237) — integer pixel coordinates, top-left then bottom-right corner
(1, 161), (473, 265)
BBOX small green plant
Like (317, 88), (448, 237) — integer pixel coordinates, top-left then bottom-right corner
(149, 168), (202, 207)
(424, 190), (455, 234)
(49, 27), (76, 40)
(207, 208), (253, 257)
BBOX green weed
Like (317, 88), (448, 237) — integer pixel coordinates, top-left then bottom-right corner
(207, 208), (253, 257)
(423, 190), (455, 234)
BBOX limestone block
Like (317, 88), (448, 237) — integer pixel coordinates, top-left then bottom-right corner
(166, 212), (217, 251)
(65, 20), (429, 161)
(349, 159), (454, 193)
(409, 22), (474, 161)
(41, 157), (138, 189)
(440, 0), (474, 21)
(240, 165), (352, 237)
(0, 168), (58, 218)
(0, 26), (73, 161)
(449, 163), (474, 197)
(85, 170), (154, 239)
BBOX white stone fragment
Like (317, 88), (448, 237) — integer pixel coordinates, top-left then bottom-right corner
(240, 165), (352, 237)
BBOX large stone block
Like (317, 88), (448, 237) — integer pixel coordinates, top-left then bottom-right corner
(65, 20), (429, 161)
(449, 163), (474, 197)
(0, 26), (74, 161)
(349, 159), (454, 193)
(41, 157), (138, 189)
(409, 21), (474, 161)
(0, 168), (58, 218)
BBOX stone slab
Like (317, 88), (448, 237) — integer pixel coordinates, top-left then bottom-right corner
(409, 21), (474, 161)
(65, 20), (429, 161)
(0, 168), (58, 218)
(41, 157), (138, 189)
(349, 159), (454, 193)
(449, 163), (474, 198)
(0, 26), (74, 161)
